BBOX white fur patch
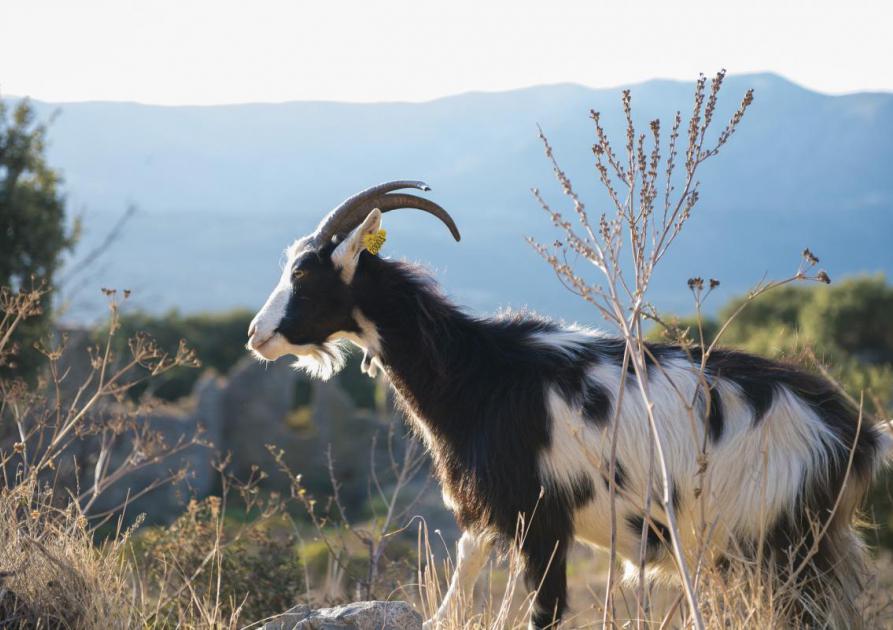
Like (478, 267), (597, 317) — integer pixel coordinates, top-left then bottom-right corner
(528, 327), (606, 356)
(428, 531), (492, 626)
(291, 342), (349, 380)
(332, 209), (382, 283)
(530, 335), (854, 576)
(247, 247), (296, 361)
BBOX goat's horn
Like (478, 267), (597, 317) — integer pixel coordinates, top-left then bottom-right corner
(312, 181), (429, 246)
(373, 193), (461, 242)
(312, 180), (460, 245)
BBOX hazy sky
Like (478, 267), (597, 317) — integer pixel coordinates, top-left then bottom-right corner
(2, 0), (890, 104)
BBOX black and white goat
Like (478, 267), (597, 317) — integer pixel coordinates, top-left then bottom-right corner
(248, 181), (892, 629)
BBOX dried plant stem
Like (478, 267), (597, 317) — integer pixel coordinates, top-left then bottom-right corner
(532, 70), (756, 628)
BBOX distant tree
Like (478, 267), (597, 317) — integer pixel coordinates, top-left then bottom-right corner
(799, 274), (893, 364)
(0, 96), (78, 376)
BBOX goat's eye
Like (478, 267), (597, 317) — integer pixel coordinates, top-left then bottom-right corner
(292, 268), (305, 281)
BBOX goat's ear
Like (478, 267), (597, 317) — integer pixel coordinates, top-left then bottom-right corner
(332, 208), (382, 282)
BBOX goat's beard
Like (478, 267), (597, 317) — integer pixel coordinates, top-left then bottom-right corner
(292, 341), (349, 380)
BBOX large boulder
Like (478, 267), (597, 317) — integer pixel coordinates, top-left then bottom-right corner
(262, 601), (422, 630)
(83, 389), (217, 523)
(220, 355), (305, 484)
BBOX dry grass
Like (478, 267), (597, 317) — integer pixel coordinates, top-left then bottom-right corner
(0, 478), (136, 628)
(415, 525), (893, 628)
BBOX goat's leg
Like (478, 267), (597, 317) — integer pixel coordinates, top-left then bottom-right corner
(524, 536), (570, 629)
(424, 530), (491, 628)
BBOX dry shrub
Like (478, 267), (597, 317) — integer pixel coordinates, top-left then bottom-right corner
(269, 413), (430, 604)
(0, 478), (135, 628)
(415, 517), (893, 628)
(0, 285), (206, 628)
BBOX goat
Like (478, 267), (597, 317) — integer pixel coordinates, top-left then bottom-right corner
(247, 181), (892, 629)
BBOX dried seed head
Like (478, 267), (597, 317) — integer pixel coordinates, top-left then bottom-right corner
(817, 270), (831, 284)
(802, 248), (820, 265)
(709, 278), (720, 289)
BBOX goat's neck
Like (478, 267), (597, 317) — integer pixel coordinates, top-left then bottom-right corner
(353, 260), (476, 436)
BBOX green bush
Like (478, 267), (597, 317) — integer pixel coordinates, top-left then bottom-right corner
(139, 496), (303, 626)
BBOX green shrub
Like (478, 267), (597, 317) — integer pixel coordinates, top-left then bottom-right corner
(139, 496), (303, 626)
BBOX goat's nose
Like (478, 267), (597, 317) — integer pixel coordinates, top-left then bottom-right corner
(247, 323), (257, 339)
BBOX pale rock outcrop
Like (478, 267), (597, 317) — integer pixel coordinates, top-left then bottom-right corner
(262, 601), (422, 630)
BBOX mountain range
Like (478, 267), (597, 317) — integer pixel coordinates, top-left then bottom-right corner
(18, 73), (893, 325)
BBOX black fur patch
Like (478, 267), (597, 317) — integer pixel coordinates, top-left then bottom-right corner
(671, 480), (682, 512)
(706, 381), (724, 443)
(626, 514), (671, 562)
(566, 473), (596, 509)
(351, 258), (600, 625)
(603, 459), (626, 491)
(615, 460), (627, 490)
(698, 349), (776, 423)
(277, 242), (360, 346)
(582, 379), (612, 424)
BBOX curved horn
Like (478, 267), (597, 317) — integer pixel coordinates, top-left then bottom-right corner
(311, 181), (461, 245)
(312, 181), (430, 246)
(369, 193), (461, 242)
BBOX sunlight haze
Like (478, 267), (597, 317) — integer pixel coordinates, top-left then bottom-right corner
(2, 0), (891, 104)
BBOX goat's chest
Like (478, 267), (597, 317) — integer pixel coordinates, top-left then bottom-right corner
(413, 416), (545, 534)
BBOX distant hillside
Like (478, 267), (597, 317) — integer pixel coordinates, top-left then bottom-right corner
(17, 73), (893, 324)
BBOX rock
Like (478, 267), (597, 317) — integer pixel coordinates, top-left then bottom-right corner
(82, 398), (214, 523)
(311, 380), (358, 447)
(220, 355), (305, 485)
(262, 604), (312, 629)
(26, 330), (422, 526)
(262, 601), (422, 630)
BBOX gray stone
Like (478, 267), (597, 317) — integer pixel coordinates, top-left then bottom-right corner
(262, 601), (422, 630)
(220, 355), (305, 485)
(27, 328), (430, 527)
(82, 397), (215, 522)
(262, 604), (312, 629)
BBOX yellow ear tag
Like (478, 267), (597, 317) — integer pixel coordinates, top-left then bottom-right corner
(362, 229), (387, 255)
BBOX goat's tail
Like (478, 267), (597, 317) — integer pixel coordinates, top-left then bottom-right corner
(778, 480), (870, 629)
(809, 521), (869, 630)
(777, 421), (892, 630)
(802, 420), (893, 630)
